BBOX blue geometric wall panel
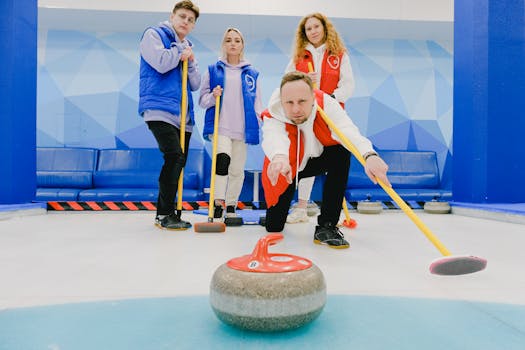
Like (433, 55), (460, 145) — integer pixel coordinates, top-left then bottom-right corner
(43, 30), (95, 65)
(116, 93), (143, 134)
(411, 72), (438, 120)
(63, 98), (115, 148)
(434, 70), (453, 117)
(393, 40), (432, 73)
(393, 68), (434, 118)
(371, 121), (412, 150)
(372, 75), (408, 117)
(426, 41), (453, 82)
(121, 72), (140, 102)
(348, 45), (391, 97)
(37, 23), (453, 189)
(116, 124), (157, 149)
(366, 98), (409, 138)
(437, 107), (453, 148)
(346, 96), (371, 133)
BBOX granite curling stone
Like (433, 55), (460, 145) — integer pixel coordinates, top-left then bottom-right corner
(357, 200), (383, 214)
(210, 233), (326, 332)
(423, 200), (451, 214)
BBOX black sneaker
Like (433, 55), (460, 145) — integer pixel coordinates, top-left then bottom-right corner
(224, 205), (243, 226)
(225, 205), (237, 218)
(155, 213), (191, 230)
(213, 205), (223, 219)
(313, 223), (350, 249)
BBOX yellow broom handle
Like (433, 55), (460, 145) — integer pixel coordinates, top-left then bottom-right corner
(342, 199), (352, 221)
(316, 105), (452, 256)
(208, 93), (221, 218)
(177, 59), (188, 211)
(307, 62), (318, 89)
(310, 62), (352, 221)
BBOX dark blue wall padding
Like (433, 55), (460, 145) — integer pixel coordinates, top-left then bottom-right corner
(348, 151), (440, 189)
(37, 148), (98, 188)
(345, 151), (451, 201)
(92, 148), (202, 190)
(0, 0), (37, 204)
(35, 147), (98, 201)
(454, 0), (525, 202)
(78, 148), (205, 201)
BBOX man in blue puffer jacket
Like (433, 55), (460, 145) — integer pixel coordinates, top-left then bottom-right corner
(138, 0), (201, 230)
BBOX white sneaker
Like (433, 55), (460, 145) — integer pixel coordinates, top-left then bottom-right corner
(306, 202), (320, 217)
(286, 207), (309, 223)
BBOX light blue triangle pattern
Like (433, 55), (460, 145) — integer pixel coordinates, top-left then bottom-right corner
(346, 96), (371, 133)
(37, 26), (453, 187)
(371, 75), (408, 117)
(371, 121), (412, 150)
(366, 98), (409, 137)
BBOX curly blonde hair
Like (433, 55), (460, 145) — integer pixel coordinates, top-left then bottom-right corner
(292, 13), (347, 64)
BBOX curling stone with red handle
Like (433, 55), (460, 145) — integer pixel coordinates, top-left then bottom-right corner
(209, 233), (326, 332)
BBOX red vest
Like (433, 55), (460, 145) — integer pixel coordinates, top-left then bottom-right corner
(261, 90), (339, 207)
(296, 50), (344, 106)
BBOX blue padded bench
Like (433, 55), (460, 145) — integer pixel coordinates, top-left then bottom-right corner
(346, 150), (452, 201)
(78, 148), (205, 201)
(36, 147), (98, 201)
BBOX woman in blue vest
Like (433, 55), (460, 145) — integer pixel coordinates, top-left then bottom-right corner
(199, 27), (262, 220)
(138, 1), (201, 230)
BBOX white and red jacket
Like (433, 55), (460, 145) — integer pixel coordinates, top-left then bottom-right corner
(261, 89), (374, 207)
(285, 43), (355, 106)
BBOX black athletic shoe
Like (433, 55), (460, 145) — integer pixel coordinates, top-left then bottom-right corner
(213, 205), (224, 219)
(313, 223), (350, 249)
(224, 205), (243, 226)
(155, 213), (191, 230)
(225, 205), (237, 218)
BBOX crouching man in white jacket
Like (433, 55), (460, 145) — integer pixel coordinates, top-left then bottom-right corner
(261, 71), (390, 249)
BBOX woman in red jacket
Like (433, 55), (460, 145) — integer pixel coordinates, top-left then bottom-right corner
(284, 12), (356, 223)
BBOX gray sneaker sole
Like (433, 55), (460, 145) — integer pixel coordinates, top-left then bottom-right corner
(313, 238), (350, 249)
(154, 222), (191, 231)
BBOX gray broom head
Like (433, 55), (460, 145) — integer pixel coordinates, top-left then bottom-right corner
(429, 255), (487, 275)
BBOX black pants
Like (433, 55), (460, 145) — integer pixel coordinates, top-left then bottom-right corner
(147, 121), (191, 216)
(266, 145), (351, 232)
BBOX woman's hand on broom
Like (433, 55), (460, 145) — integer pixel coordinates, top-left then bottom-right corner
(212, 85), (223, 98)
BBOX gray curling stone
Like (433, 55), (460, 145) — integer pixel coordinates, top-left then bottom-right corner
(357, 200), (383, 214)
(424, 201), (451, 214)
(210, 233), (326, 332)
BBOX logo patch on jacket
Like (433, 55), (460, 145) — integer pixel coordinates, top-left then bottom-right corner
(327, 55), (340, 70)
(244, 74), (256, 92)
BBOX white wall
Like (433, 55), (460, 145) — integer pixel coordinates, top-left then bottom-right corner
(38, 0), (453, 22)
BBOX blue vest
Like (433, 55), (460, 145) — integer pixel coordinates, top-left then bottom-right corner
(138, 26), (194, 125)
(203, 61), (259, 145)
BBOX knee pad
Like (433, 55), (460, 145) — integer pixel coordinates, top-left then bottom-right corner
(216, 153), (231, 176)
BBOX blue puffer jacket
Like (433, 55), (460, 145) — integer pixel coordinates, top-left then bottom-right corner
(138, 26), (195, 124)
